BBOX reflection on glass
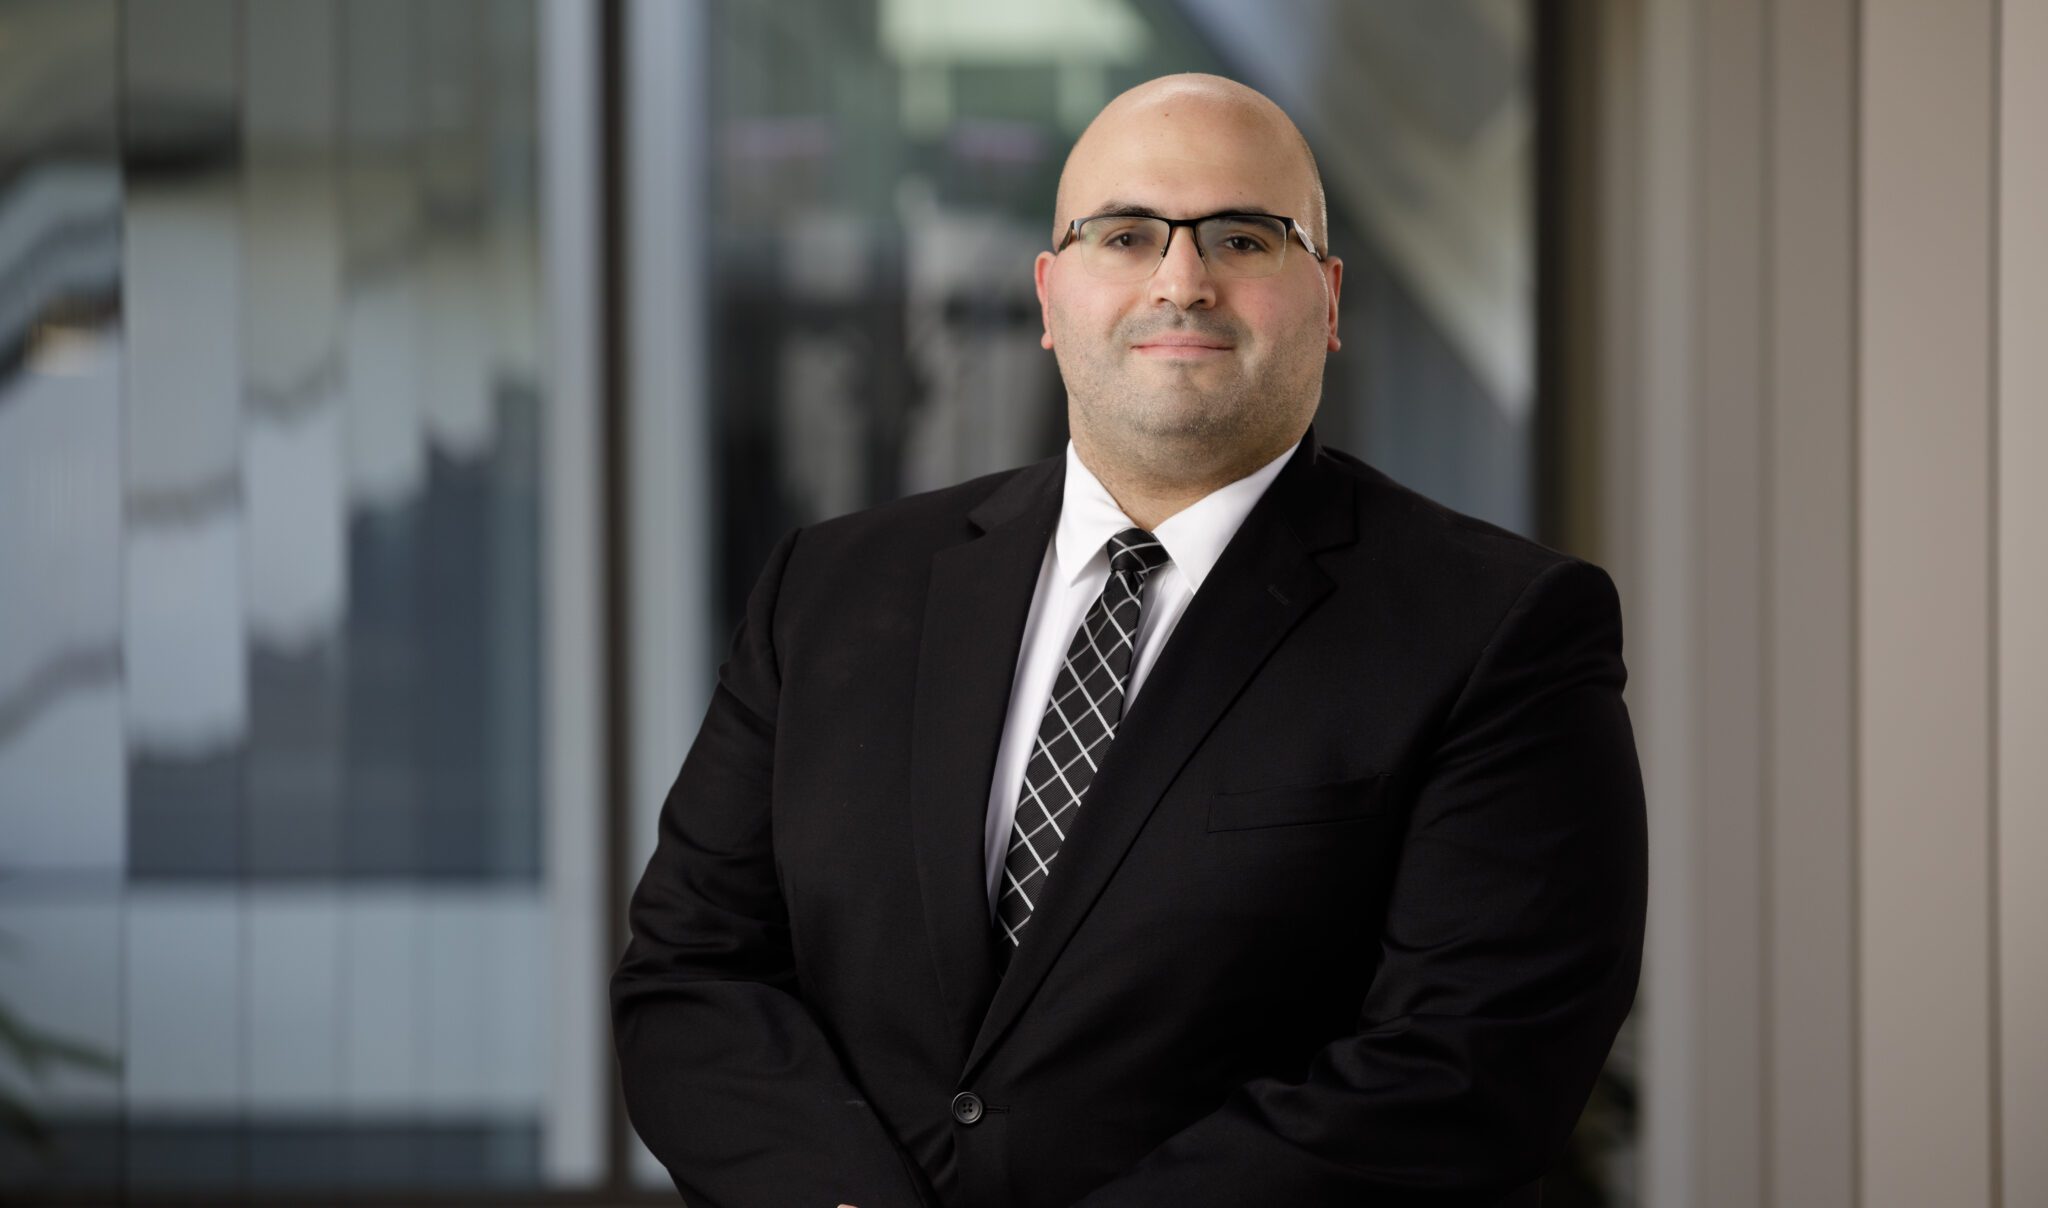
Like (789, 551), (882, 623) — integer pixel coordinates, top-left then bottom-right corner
(0, 0), (128, 1189)
(0, 0), (574, 1196)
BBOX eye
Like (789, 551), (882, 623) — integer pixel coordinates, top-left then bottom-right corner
(1204, 218), (1285, 258)
(1095, 224), (1160, 252)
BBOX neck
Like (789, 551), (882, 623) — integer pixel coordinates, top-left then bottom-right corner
(1088, 471), (1207, 532)
(1072, 430), (1299, 531)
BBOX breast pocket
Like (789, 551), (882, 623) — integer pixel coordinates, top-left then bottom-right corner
(1205, 772), (1392, 833)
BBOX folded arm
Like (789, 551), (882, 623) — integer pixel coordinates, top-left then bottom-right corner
(1073, 558), (1649, 1207)
(610, 529), (932, 1208)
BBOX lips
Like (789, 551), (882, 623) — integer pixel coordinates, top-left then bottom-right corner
(1129, 333), (1234, 357)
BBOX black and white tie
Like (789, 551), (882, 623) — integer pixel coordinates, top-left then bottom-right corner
(994, 527), (1171, 966)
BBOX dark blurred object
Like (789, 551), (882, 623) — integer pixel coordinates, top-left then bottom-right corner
(1548, 1047), (1640, 1206)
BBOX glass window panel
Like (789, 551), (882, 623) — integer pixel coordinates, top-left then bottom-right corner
(0, 0), (128, 1192)
(0, 0), (599, 1196)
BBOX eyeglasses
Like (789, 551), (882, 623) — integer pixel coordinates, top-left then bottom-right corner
(1052, 210), (1325, 281)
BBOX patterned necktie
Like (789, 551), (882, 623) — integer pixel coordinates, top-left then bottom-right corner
(995, 527), (1172, 967)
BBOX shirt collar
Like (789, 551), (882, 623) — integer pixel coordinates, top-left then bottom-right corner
(1053, 435), (1301, 593)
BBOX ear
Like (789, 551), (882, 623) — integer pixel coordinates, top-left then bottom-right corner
(1322, 256), (1344, 353)
(1033, 250), (1057, 350)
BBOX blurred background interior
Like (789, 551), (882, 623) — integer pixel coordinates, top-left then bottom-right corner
(1, 0), (2040, 1205)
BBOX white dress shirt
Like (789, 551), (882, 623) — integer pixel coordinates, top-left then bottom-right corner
(982, 437), (1302, 914)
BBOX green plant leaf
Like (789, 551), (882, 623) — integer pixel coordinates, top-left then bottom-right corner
(0, 999), (121, 1079)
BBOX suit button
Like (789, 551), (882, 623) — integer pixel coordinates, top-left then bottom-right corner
(950, 1091), (984, 1125)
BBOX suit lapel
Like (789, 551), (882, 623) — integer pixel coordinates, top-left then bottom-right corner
(908, 456), (1065, 1055)
(962, 433), (1357, 1079)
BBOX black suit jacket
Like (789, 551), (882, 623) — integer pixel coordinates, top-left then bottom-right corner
(612, 431), (1647, 1208)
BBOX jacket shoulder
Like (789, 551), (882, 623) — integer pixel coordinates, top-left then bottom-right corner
(761, 456), (1060, 616)
(797, 457), (1053, 556)
(1318, 444), (1596, 588)
(1309, 445), (1623, 660)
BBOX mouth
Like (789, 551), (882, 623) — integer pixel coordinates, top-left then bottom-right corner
(1129, 335), (1235, 360)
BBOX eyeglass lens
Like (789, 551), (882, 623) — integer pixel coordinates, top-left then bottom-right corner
(1073, 215), (1294, 280)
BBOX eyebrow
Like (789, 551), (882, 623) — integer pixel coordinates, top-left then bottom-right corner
(1086, 199), (1278, 220)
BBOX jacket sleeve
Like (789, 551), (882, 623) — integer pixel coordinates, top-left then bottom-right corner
(1071, 557), (1648, 1208)
(610, 528), (933, 1208)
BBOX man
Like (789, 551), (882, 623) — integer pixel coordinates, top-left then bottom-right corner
(612, 74), (1646, 1208)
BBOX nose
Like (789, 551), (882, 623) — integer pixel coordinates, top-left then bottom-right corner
(1148, 225), (1217, 311)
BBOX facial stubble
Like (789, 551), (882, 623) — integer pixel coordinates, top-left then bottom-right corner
(1051, 302), (1328, 488)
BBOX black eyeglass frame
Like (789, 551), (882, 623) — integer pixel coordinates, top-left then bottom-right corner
(1052, 209), (1327, 267)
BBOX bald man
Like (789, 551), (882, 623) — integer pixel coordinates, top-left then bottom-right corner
(613, 74), (1646, 1208)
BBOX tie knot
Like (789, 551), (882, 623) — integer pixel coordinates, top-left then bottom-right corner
(1106, 528), (1169, 579)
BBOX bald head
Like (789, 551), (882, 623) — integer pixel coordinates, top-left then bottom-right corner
(1052, 73), (1327, 253)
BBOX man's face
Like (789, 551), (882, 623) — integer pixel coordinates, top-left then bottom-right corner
(1033, 93), (1342, 474)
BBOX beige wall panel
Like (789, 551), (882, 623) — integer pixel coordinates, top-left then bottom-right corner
(1635, 1), (1707, 1204)
(1999, 2), (2048, 1204)
(1697, 1), (1769, 1203)
(1596, 1), (1644, 622)
(1766, 0), (1859, 1204)
(1859, 2), (1997, 1205)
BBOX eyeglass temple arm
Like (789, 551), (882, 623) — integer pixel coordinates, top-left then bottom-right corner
(1291, 220), (1324, 260)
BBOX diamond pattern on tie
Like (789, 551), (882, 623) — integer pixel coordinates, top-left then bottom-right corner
(995, 527), (1171, 966)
